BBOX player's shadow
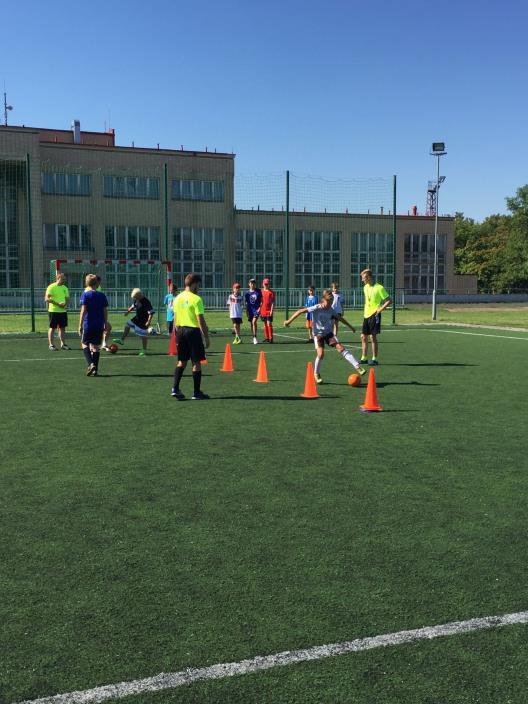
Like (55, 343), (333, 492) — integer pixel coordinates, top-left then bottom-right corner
(211, 394), (340, 401)
(389, 362), (477, 367)
(324, 380), (439, 388)
(107, 373), (213, 378)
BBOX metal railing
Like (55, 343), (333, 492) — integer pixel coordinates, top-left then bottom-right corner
(0, 287), (405, 312)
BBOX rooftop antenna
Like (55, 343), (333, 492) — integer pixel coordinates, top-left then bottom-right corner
(3, 91), (13, 126)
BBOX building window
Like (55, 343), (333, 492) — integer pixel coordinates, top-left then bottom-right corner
(103, 175), (160, 199)
(173, 227), (224, 288)
(171, 179), (224, 202)
(351, 232), (394, 291)
(404, 233), (446, 293)
(43, 224), (92, 251)
(41, 172), (91, 196)
(104, 226), (161, 288)
(105, 225), (160, 261)
(235, 229), (283, 287)
(294, 231), (340, 289)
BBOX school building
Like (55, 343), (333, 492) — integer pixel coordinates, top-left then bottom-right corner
(0, 121), (477, 295)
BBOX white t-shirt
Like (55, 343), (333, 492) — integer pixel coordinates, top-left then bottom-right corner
(227, 293), (243, 318)
(331, 292), (343, 314)
(307, 304), (339, 337)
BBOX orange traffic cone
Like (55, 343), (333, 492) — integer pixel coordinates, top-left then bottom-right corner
(254, 351), (269, 383)
(300, 361), (319, 399)
(360, 369), (383, 412)
(220, 343), (234, 372)
(168, 329), (177, 356)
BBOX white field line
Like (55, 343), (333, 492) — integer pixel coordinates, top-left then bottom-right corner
(15, 610), (528, 704)
(424, 329), (528, 341)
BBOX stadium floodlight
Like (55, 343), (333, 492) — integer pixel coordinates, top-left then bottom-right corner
(3, 92), (13, 126)
(429, 142), (447, 320)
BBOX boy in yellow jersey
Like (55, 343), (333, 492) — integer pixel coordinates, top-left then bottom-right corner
(45, 272), (70, 350)
(360, 268), (392, 365)
(171, 272), (210, 400)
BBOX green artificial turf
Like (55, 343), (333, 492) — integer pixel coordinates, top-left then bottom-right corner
(1, 326), (528, 703)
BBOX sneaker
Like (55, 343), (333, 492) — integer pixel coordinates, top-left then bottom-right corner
(369, 359), (379, 366)
(112, 338), (124, 345)
(49, 345), (57, 351)
(138, 350), (146, 356)
(171, 388), (185, 400)
(233, 337), (241, 345)
(360, 358), (368, 364)
(253, 337), (258, 345)
(102, 345), (110, 352)
(86, 363), (96, 376)
(61, 344), (71, 350)
(314, 373), (323, 384)
(357, 366), (367, 376)
(191, 391), (210, 400)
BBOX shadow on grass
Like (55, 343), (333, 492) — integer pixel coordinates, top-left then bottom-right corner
(107, 373), (213, 378)
(210, 394), (340, 401)
(387, 362), (477, 367)
(324, 380), (440, 388)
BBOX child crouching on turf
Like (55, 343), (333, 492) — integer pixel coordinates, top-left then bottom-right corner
(284, 288), (366, 384)
(227, 282), (243, 343)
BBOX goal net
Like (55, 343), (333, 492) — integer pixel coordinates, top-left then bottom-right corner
(50, 258), (172, 332)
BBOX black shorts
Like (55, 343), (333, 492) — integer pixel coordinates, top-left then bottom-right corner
(231, 317), (242, 325)
(82, 328), (104, 346)
(362, 313), (381, 336)
(314, 332), (338, 348)
(261, 315), (273, 323)
(167, 321), (174, 334)
(247, 312), (260, 322)
(49, 312), (68, 328)
(176, 326), (206, 364)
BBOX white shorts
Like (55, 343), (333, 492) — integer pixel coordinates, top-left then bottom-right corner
(126, 320), (148, 337)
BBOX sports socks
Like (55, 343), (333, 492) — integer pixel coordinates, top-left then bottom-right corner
(314, 356), (322, 375)
(173, 366), (184, 389)
(340, 348), (360, 368)
(91, 350), (100, 370)
(83, 347), (92, 366)
(192, 369), (202, 394)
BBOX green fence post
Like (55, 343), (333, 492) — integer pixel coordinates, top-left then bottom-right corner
(285, 170), (290, 317)
(392, 174), (397, 325)
(164, 163), (169, 262)
(26, 153), (35, 333)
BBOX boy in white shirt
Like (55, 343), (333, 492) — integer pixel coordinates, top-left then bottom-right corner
(227, 283), (243, 344)
(284, 288), (365, 384)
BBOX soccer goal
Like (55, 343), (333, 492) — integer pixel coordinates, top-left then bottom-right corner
(50, 258), (173, 332)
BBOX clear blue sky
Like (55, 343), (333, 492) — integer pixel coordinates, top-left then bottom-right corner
(4, 0), (528, 221)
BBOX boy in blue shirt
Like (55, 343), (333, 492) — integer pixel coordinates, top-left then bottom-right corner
(78, 274), (109, 376)
(304, 285), (318, 343)
(164, 283), (177, 334)
(244, 278), (262, 345)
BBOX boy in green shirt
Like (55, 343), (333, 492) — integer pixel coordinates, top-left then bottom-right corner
(360, 269), (391, 365)
(45, 272), (70, 350)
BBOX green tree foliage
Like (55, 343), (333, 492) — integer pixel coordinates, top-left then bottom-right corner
(454, 185), (528, 292)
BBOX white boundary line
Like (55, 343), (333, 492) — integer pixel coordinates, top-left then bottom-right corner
(423, 329), (528, 341)
(15, 610), (528, 704)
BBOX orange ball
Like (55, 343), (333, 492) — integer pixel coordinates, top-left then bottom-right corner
(348, 373), (361, 387)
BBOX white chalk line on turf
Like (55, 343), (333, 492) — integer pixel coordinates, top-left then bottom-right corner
(15, 610), (528, 704)
(423, 329), (528, 341)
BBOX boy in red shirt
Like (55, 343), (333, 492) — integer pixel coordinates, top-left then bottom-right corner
(261, 278), (276, 343)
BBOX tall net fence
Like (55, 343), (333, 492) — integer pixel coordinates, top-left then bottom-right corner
(1, 142), (398, 332)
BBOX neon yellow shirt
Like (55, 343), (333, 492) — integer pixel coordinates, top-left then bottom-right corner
(174, 290), (204, 328)
(363, 282), (389, 318)
(46, 283), (69, 313)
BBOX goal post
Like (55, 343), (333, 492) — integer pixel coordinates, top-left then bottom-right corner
(50, 258), (172, 332)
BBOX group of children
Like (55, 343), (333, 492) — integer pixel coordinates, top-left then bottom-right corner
(226, 278), (275, 345)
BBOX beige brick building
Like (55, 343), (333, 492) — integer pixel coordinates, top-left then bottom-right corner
(0, 122), (476, 295)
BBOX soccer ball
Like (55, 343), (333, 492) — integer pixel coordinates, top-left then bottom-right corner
(109, 343), (119, 354)
(348, 373), (361, 387)
(148, 326), (157, 335)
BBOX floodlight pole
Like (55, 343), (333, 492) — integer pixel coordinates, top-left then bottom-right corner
(431, 144), (446, 321)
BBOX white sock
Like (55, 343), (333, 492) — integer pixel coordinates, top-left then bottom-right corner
(314, 357), (322, 374)
(340, 348), (360, 369)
